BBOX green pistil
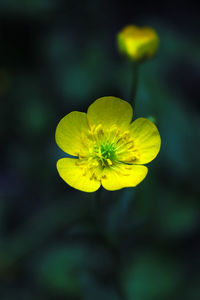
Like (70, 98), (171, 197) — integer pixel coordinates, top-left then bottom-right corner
(94, 143), (117, 167)
(101, 143), (116, 160)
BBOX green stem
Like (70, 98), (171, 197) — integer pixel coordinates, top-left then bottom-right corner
(94, 187), (102, 225)
(119, 62), (140, 226)
(130, 61), (139, 108)
(95, 187), (102, 210)
(93, 190), (126, 300)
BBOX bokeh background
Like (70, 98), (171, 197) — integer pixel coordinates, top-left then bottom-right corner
(0, 1), (200, 299)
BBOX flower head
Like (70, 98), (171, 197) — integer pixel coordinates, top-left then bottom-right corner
(55, 97), (161, 192)
(117, 25), (159, 62)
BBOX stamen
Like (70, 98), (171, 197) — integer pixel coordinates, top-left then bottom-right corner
(90, 173), (97, 180)
(106, 158), (112, 166)
(91, 161), (99, 167)
(94, 124), (103, 135)
(76, 160), (87, 166)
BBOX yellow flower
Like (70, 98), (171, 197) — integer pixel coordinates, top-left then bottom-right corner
(117, 25), (159, 62)
(55, 97), (161, 192)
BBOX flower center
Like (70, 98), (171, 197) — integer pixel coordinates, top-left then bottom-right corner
(94, 143), (116, 167)
(77, 124), (140, 172)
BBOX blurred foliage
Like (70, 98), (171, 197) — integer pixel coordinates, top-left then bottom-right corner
(0, 0), (200, 299)
(122, 251), (182, 300)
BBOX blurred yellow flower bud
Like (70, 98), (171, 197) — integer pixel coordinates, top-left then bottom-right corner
(117, 25), (159, 62)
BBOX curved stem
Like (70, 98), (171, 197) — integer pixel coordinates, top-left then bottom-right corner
(93, 187), (103, 227)
(130, 61), (139, 108)
(93, 190), (127, 300)
(95, 187), (102, 211)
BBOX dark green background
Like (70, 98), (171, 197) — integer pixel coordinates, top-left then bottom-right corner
(0, 1), (200, 299)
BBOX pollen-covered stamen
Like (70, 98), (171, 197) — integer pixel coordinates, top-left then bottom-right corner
(113, 129), (141, 163)
(106, 125), (120, 143)
(89, 123), (104, 142)
(76, 157), (100, 179)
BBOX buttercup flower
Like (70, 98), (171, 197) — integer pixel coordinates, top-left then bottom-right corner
(55, 97), (161, 192)
(117, 25), (159, 62)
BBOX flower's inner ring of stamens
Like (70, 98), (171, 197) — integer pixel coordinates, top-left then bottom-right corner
(78, 124), (139, 170)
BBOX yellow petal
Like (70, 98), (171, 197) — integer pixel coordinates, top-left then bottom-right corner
(101, 164), (148, 191)
(87, 97), (133, 129)
(129, 118), (161, 164)
(55, 111), (90, 157)
(57, 158), (101, 192)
